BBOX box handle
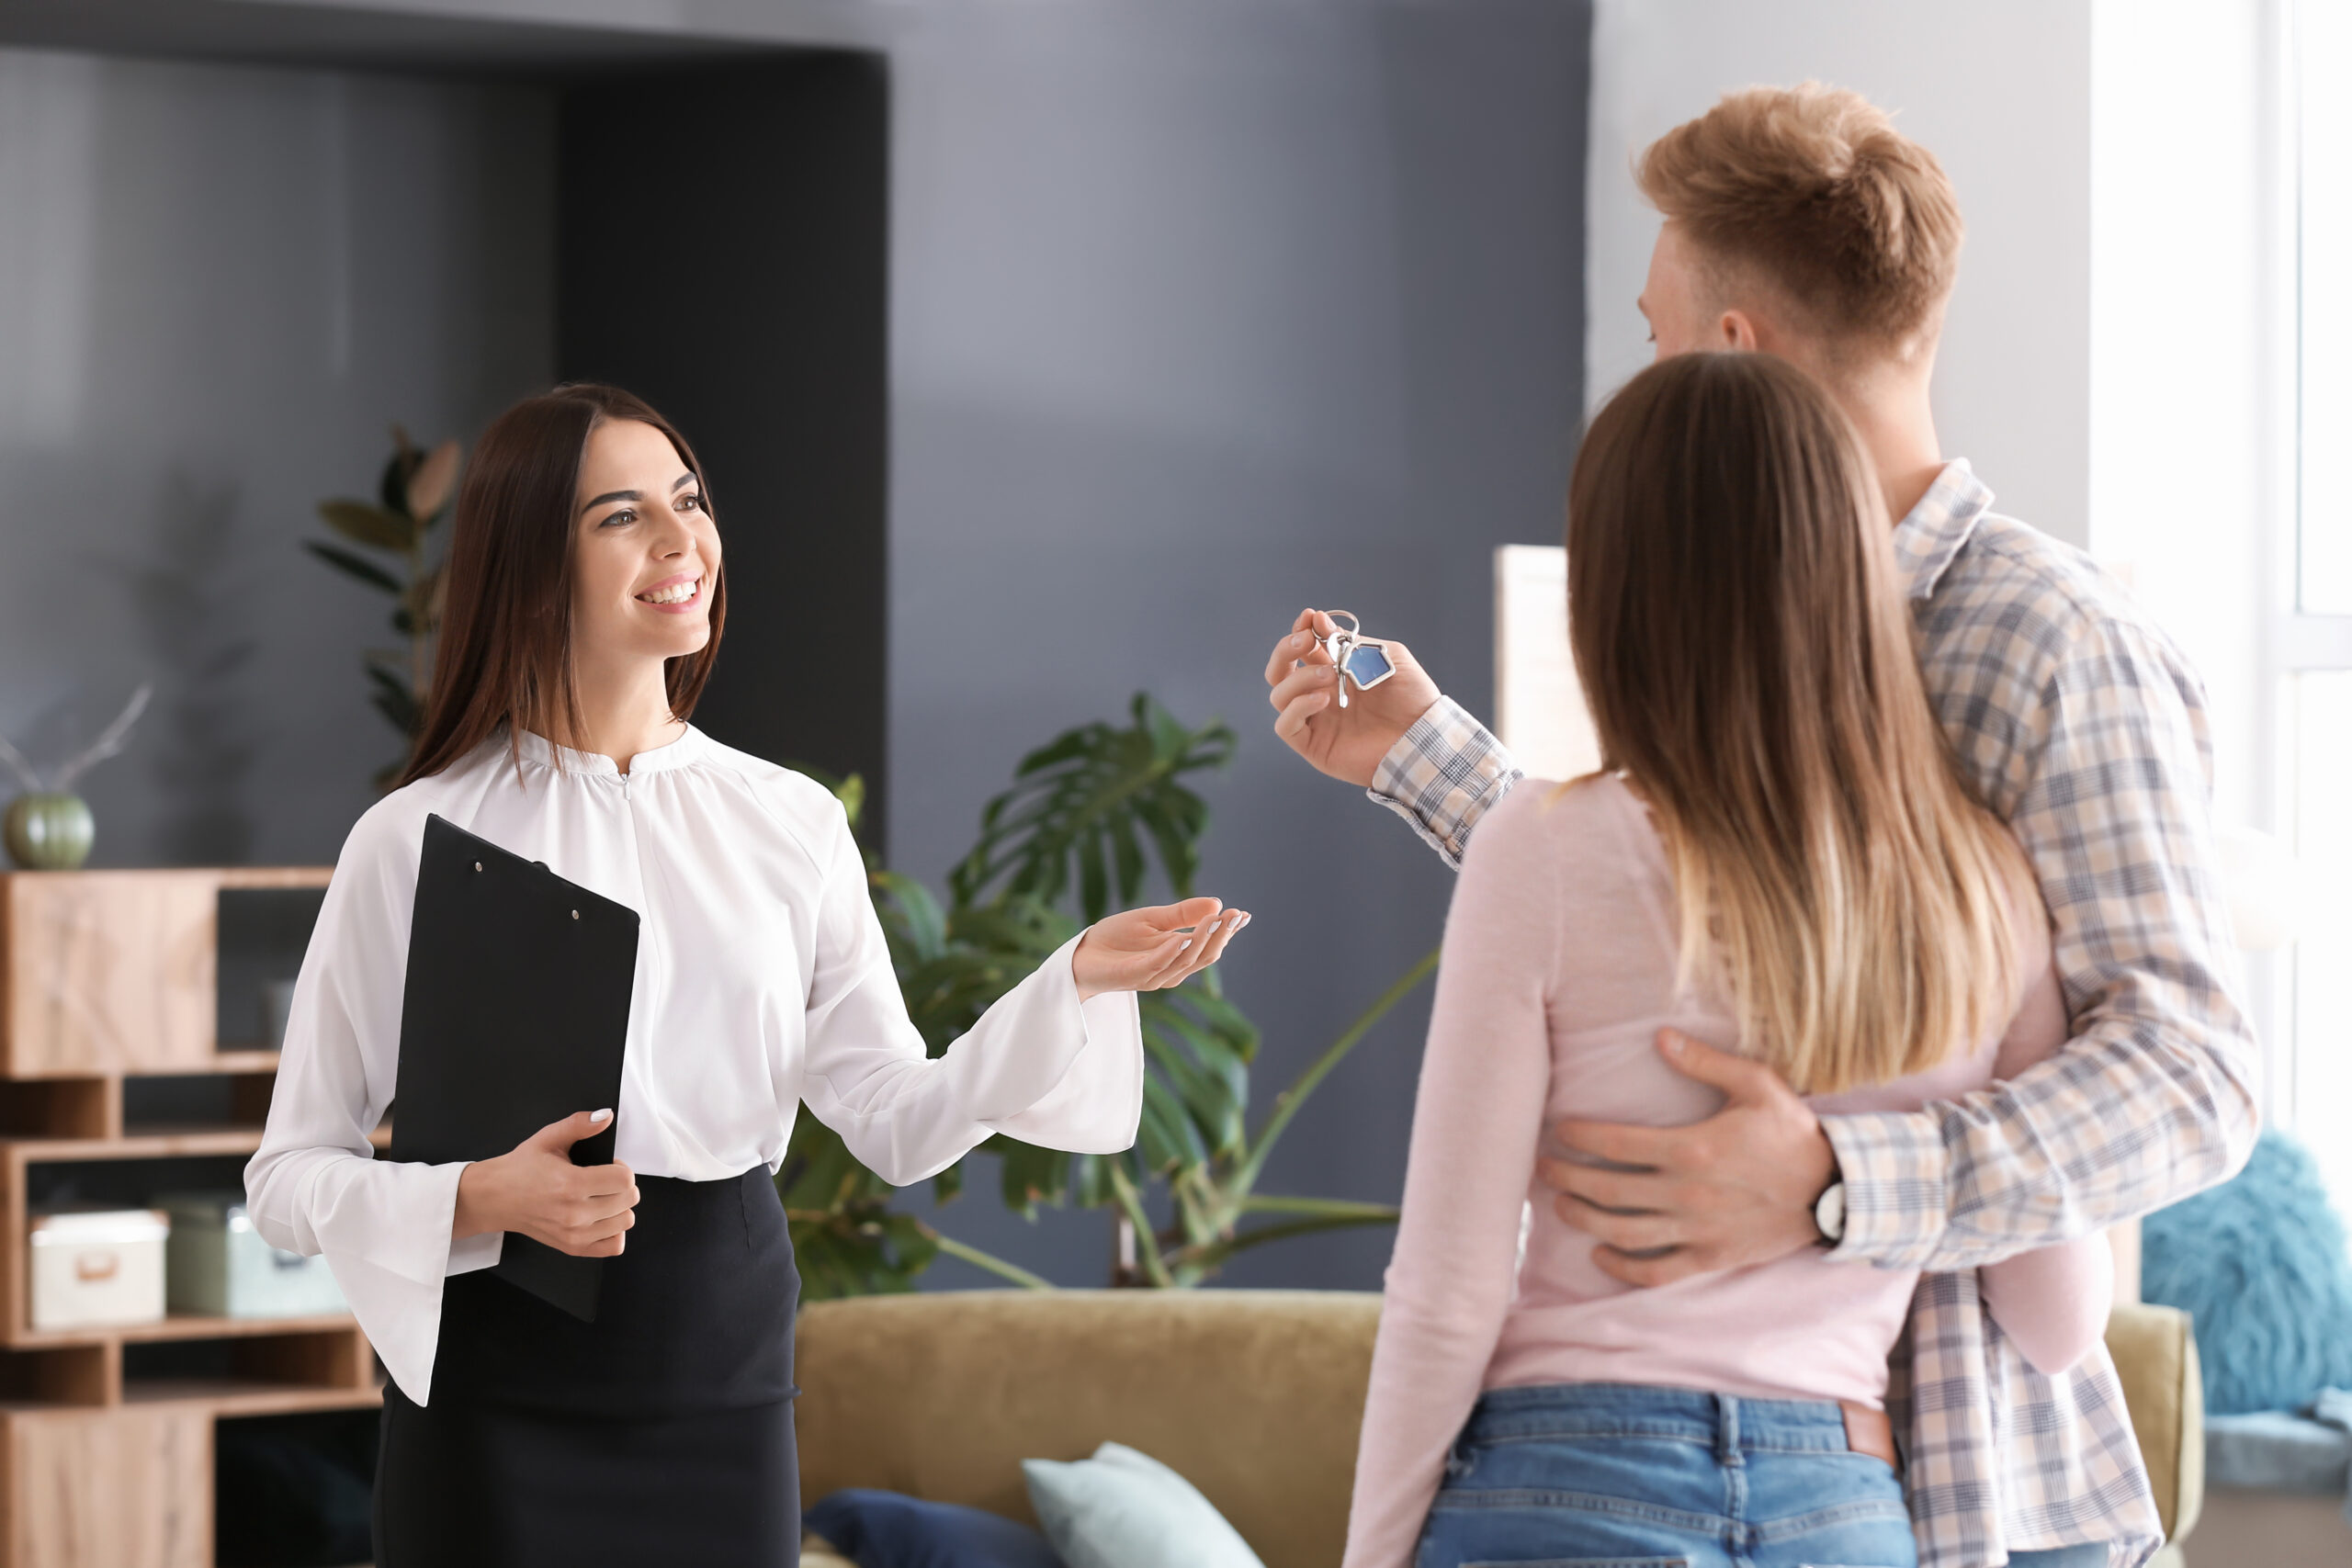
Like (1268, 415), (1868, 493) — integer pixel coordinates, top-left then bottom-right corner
(73, 1251), (119, 1283)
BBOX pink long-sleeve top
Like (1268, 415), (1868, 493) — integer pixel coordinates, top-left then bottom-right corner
(1343, 774), (2114, 1568)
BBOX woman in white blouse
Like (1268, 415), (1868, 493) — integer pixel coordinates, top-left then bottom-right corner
(244, 384), (1249, 1568)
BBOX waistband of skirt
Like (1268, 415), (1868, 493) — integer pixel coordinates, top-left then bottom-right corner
(1463, 1382), (1865, 1456)
(428, 1164), (796, 1418)
(629, 1166), (771, 1196)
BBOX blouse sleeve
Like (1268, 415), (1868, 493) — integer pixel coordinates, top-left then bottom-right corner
(1343, 787), (1561, 1568)
(796, 800), (1143, 1186)
(243, 804), (502, 1407)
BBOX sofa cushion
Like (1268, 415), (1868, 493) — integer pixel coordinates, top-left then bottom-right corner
(2203, 1410), (2352, 1495)
(796, 1290), (1381, 1568)
(2107, 1300), (2205, 1541)
(804, 1490), (1063, 1568)
(1023, 1443), (1264, 1568)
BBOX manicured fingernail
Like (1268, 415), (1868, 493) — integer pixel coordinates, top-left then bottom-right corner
(1659, 1034), (1683, 1056)
(591, 1109), (614, 1122)
(1178, 940), (1193, 952)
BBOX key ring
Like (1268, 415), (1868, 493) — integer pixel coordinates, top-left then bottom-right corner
(1318, 611), (1399, 709)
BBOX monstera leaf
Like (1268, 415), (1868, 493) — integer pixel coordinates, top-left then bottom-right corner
(951, 694), (1234, 921)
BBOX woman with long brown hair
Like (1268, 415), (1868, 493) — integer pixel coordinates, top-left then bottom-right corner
(245, 385), (1250, 1567)
(1342, 355), (2111, 1568)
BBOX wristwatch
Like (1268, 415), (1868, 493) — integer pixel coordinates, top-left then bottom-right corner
(1813, 1179), (1848, 1246)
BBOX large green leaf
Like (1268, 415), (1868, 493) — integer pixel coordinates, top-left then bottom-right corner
(872, 870), (949, 968)
(949, 694), (1234, 922)
(303, 540), (402, 596)
(769, 696), (1428, 1297)
(318, 499), (416, 554)
(365, 662), (419, 738)
(380, 433), (417, 515)
(1138, 982), (1257, 1162)
(407, 440), (461, 524)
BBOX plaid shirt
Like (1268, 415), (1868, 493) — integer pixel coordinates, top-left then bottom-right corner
(1370, 461), (2258, 1568)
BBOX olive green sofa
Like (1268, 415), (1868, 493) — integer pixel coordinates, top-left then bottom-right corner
(797, 1290), (2202, 1568)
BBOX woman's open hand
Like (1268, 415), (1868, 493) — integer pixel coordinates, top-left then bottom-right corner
(453, 1109), (640, 1257)
(1072, 897), (1250, 1001)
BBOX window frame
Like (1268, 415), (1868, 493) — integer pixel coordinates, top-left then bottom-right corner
(2281, 0), (2352, 1160)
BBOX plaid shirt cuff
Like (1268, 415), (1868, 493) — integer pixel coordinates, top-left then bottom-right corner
(1822, 1110), (1950, 1269)
(1366, 695), (1524, 868)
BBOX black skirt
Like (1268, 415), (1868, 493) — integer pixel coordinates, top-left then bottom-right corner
(375, 1168), (802, 1568)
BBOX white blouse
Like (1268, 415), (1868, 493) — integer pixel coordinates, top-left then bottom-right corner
(244, 727), (1143, 1405)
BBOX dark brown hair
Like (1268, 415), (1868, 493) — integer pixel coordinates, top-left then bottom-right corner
(1638, 84), (1963, 361)
(1566, 353), (2027, 1090)
(397, 384), (726, 786)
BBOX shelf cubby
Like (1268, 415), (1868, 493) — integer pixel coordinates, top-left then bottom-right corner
(0, 867), (379, 1568)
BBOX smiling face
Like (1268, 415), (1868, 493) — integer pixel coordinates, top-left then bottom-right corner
(570, 417), (721, 671)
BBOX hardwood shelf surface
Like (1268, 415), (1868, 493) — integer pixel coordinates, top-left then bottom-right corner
(206, 1050), (288, 1074)
(119, 1379), (381, 1416)
(1, 1122), (390, 1162)
(9, 1312), (363, 1350)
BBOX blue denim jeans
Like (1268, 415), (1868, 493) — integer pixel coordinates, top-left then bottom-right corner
(2007, 1552), (2111, 1567)
(1416, 1383), (1915, 1568)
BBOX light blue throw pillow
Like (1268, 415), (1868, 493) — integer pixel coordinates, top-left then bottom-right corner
(1021, 1442), (1265, 1568)
(2143, 1130), (2352, 1413)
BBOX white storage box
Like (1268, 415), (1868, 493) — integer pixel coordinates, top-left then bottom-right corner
(28, 1208), (169, 1330)
(160, 1191), (345, 1318)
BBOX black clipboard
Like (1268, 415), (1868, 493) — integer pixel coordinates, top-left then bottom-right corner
(388, 814), (639, 1322)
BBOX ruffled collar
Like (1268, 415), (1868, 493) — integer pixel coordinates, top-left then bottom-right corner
(510, 725), (709, 778)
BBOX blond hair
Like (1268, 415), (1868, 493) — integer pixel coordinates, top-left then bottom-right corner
(1567, 354), (2030, 1093)
(1639, 84), (1963, 362)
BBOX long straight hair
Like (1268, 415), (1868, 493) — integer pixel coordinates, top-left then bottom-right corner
(396, 384), (726, 788)
(1567, 353), (2029, 1093)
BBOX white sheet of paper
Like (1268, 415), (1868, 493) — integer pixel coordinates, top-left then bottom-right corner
(1493, 544), (1602, 781)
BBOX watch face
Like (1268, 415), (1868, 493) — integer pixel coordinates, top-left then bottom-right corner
(1815, 1182), (1847, 1243)
(1342, 642), (1395, 689)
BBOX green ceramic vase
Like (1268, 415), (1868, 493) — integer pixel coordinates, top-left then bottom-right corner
(4, 793), (95, 871)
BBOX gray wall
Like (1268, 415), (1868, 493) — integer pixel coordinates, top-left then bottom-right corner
(0, 48), (553, 866)
(0, 0), (1590, 1295)
(1585, 0), (2093, 546)
(881, 0), (1590, 1291)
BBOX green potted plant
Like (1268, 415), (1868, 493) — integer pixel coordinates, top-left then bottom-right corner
(304, 428), (461, 787)
(781, 694), (1436, 1296)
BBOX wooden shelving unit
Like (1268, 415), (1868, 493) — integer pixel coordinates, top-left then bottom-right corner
(0, 868), (379, 1568)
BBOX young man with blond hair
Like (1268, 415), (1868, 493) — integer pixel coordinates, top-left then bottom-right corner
(1272, 85), (2255, 1568)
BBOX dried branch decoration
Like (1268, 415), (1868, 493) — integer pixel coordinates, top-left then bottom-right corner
(0, 684), (154, 795)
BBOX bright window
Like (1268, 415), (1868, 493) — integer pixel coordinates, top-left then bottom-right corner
(2302, 1), (2352, 614)
(2289, 1), (2352, 1199)
(2291, 674), (2352, 1197)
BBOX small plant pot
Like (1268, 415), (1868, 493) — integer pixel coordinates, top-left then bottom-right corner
(4, 793), (95, 871)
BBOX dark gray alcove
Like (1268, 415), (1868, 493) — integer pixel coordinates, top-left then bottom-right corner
(558, 54), (891, 843)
